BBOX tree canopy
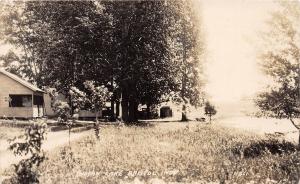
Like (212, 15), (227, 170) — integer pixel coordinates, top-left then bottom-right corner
(255, 1), (300, 145)
(0, 0), (205, 123)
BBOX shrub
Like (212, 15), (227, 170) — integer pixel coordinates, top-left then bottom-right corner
(8, 119), (47, 184)
(232, 139), (298, 158)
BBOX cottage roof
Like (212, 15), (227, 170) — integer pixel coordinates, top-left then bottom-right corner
(0, 69), (44, 93)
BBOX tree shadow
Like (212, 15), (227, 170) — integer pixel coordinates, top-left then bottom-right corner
(124, 121), (155, 127)
(232, 139), (299, 158)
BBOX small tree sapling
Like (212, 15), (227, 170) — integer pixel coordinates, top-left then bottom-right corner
(204, 101), (217, 123)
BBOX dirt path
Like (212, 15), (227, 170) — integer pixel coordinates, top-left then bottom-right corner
(0, 129), (92, 173)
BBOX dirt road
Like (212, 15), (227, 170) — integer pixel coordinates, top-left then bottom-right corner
(0, 129), (92, 173)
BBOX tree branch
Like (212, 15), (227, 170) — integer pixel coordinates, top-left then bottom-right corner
(290, 118), (300, 130)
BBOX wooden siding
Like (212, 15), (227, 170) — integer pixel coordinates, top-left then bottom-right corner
(44, 93), (102, 118)
(0, 73), (34, 118)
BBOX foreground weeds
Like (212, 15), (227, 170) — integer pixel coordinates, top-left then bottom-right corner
(31, 123), (300, 183)
(0, 126), (24, 141)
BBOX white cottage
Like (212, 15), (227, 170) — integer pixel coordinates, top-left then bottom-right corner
(0, 69), (44, 118)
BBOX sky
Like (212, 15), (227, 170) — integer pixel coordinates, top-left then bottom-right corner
(200, 0), (279, 106)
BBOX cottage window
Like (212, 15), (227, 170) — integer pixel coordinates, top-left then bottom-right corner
(9, 95), (32, 107)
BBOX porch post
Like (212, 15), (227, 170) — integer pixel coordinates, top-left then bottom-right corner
(32, 93), (34, 118)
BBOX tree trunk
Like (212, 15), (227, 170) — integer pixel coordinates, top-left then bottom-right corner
(68, 95), (74, 117)
(95, 109), (98, 123)
(298, 130), (300, 148)
(128, 97), (138, 123)
(180, 71), (187, 121)
(110, 99), (115, 121)
(110, 74), (115, 121)
(121, 88), (129, 122)
(120, 20), (130, 123)
(181, 104), (188, 121)
(181, 19), (188, 122)
(134, 101), (138, 121)
(146, 103), (151, 119)
(121, 99), (128, 122)
(289, 118), (300, 147)
(116, 100), (120, 118)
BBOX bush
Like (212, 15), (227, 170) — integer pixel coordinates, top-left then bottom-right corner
(8, 119), (47, 184)
(232, 139), (298, 158)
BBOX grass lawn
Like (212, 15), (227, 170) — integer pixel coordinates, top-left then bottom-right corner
(3, 122), (300, 183)
(0, 126), (24, 141)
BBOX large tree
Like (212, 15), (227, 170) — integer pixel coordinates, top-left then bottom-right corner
(256, 1), (300, 146)
(108, 1), (205, 123)
(1, 1), (112, 113)
(0, 1), (47, 84)
(168, 0), (205, 121)
(1, 1), (205, 123)
(105, 1), (179, 123)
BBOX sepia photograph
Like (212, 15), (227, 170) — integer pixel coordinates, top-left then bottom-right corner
(0, 0), (299, 183)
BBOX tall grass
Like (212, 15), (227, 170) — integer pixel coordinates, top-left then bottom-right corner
(19, 123), (300, 183)
(0, 126), (24, 140)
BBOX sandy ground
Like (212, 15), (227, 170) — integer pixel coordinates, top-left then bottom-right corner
(0, 129), (92, 174)
(215, 116), (299, 143)
(144, 116), (300, 143)
(149, 116), (300, 143)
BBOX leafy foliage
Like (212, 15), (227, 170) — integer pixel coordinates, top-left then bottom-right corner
(232, 138), (298, 158)
(46, 88), (71, 123)
(83, 80), (111, 115)
(204, 101), (217, 122)
(168, 1), (205, 107)
(257, 83), (300, 119)
(8, 119), (47, 184)
(255, 1), (300, 145)
(256, 2), (300, 117)
(0, 1), (206, 123)
(69, 86), (88, 115)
